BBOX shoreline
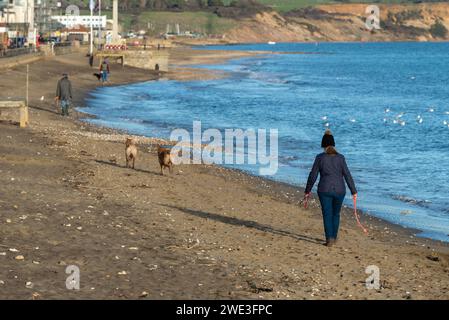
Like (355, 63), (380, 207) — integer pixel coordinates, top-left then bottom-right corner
(79, 46), (447, 246)
(170, 44), (449, 245)
(1, 50), (448, 299)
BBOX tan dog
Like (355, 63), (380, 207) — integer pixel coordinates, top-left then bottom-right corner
(125, 138), (138, 169)
(157, 145), (173, 175)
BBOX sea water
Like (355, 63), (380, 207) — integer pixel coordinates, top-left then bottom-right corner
(83, 42), (449, 242)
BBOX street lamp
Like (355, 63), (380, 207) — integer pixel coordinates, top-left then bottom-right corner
(89, 0), (94, 55)
(57, 1), (62, 16)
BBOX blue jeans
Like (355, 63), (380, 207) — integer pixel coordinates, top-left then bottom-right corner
(318, 192), (345, 240)
(60, 99), (70, 116)
(101, 71), (108, 82)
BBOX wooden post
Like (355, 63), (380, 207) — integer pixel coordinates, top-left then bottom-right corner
(23, 65), (30, 127)
(20, 104), (28, 128)
(0, 101), (28, 127)
(26, 64), (29, 106)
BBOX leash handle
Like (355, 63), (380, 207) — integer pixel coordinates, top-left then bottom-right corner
(353, 194), (368, 235)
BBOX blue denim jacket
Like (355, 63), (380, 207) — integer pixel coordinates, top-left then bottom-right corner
(305, 152), (357, 195)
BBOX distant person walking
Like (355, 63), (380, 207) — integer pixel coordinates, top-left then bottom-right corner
(304, 129), (357, 247)
(55, 73), (73, 116)
(100, 59), (110, 84)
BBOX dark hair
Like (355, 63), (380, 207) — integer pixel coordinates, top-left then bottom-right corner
(321, 129), (335, 148)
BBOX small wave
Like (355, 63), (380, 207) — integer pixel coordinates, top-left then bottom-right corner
(246, 71), (288, 84)
(279, 155), (300, 165)
(135, 93), (153, 101)
(122, 118), (145, 124)
(391, 195), (432, 208)
(283, 79), (311, 86)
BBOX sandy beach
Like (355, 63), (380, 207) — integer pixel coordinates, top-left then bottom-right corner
(0, 48), (448, 300)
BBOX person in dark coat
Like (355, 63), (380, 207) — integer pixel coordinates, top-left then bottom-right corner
(55, 73), (73, 116)
(305, 129), (357, 247)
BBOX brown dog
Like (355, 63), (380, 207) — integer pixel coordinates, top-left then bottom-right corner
(157, 145), (173, 175)
(125, 138), (138, 169)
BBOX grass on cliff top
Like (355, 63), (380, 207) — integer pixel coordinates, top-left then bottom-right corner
(137, 11), (236, 35)
(80, 10), (236, 35)
(79, 0), (429, 34)
(258, 0), (428, 12)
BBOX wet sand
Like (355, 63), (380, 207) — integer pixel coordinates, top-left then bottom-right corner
(0, 49), (448, 300)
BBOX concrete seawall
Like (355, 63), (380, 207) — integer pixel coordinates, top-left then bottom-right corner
(0, 52), (44, 70)
(123, 50), (169, 72)
(0, 44), (85, 70)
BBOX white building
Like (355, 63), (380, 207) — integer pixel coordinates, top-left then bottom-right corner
(0, 0), (35, 46)
(51, 15), (107, 29)
(0, 0), (34, 26)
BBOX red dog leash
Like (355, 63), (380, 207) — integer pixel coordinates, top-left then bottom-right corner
(353, 194), (368, 234)
(304, 193), (368, 234)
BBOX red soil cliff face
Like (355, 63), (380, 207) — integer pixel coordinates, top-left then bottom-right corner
(223, 3), (449, 43)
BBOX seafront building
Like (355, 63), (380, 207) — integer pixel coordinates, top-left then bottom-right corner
(0, 0), (36, 47)
(0, 0), (34, 25)
(0, 0), (169, 73)
(50, 15), (107, 30)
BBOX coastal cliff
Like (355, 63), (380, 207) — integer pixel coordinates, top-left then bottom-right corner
(222, 3), (449, 43)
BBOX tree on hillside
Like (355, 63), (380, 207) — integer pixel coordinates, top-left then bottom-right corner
(208, 0), (224, 7)
(430, 20), (448, 38)
(197, 0), (208, 8)
(229, 0), (260, 8)
(140, 0), (148, 9)
(120, 0), (131, 10)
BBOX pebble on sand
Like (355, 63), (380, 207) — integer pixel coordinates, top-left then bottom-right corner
(426, 253), (440, 262)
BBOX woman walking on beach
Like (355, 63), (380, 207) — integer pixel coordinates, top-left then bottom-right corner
(304, 129), (357, 247)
